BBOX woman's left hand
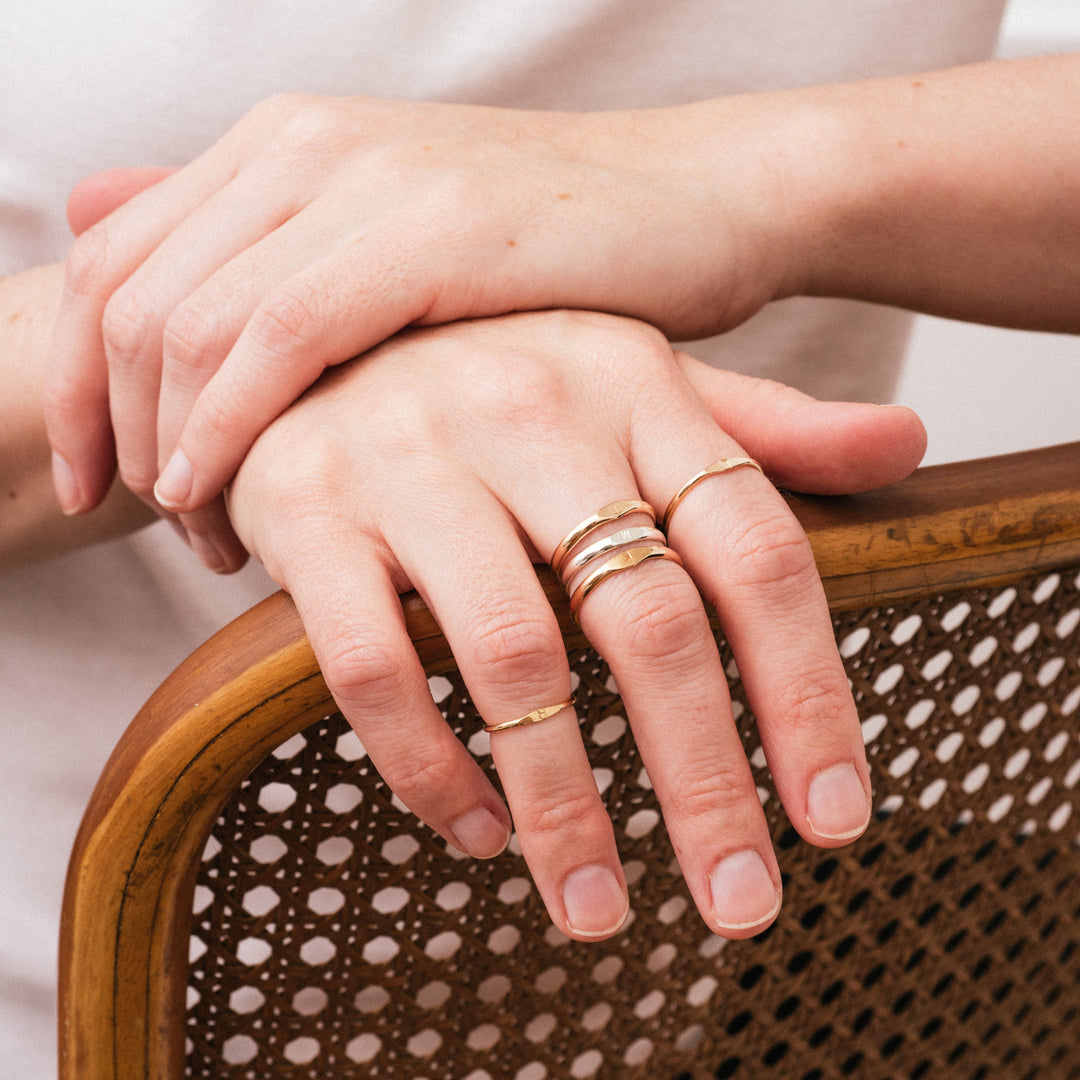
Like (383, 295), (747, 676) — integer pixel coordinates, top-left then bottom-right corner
(227, 307), (925, 940)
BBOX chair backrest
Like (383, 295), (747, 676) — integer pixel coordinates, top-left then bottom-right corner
(60, 442), (1080, 1080)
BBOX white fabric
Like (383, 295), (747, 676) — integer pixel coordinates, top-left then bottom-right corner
(0, 1), (1006, 1073)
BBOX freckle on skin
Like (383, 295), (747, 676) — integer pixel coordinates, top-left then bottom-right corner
(557, 193), (572, 200)
(507, 239), (517, 247)
(897, 140), (907, 148)
(911, 81), (925, 88)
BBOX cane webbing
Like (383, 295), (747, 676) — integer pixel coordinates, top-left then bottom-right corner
(186, 566), (1080, 1080)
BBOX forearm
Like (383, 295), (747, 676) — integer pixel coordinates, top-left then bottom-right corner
(0, 263), (154, 570)
(754, 54), (1080, 330)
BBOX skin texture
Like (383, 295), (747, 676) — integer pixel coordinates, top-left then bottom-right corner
(2, 261), (928, 937)
(42, 53), (1080, 567)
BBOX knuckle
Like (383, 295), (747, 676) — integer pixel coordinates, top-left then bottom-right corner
(462, 605), (563, 692)
(267, 97), (354, 157)
(260, 440), (348, 518)
(192, 387), (246, 447)
(460, 350), (569, 436)
(115, 453), (158, 500)
(663, 759), (755, 826)
(379, 750), (460, 809)
(612, 576), (708, 668)
(102, 283), (159, 369)
(41, 373), (91, 431)
(521, 787), (603, 842)
(251, 91), (310, 125)
(770, 667), (856, 737)
(319, 631), (408, 715)
(249, 285), (323, 359)
(723, 510), (818, 594)
(162, 302), (228, 381)
(63, 223), (114, 297)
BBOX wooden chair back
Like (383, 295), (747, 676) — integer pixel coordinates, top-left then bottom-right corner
(60, 442), (1080, 1079)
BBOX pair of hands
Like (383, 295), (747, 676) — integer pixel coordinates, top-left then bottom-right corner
(44, 95), (926, 940)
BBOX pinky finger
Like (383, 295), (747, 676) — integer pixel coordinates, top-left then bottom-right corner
(285, 548), (513, 861)
(178, 495), (251, 575)
(43, 338), (116, 516)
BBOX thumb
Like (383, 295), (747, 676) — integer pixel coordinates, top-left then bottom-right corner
(677, 354), (927, 496)
(66, 167), (176, 235)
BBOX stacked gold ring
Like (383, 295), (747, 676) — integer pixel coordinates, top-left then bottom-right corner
(550, 500), (656, 578)
(559, 524), (667, 577)
(552, 500), (682, 623)
(567, 544), (683, 621)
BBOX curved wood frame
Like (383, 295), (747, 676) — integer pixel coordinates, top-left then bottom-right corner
(59, 442), (1080, 1079)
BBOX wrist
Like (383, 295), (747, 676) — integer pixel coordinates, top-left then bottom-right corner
(659, 94), (833, 329)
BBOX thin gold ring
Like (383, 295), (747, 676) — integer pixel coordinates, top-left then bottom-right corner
(483, 696), (577, 734)
(661, 457), (764, 532)
(558, 525), (667, 587)
(550, 500), (656, 578)
(568, 543), (684, 622)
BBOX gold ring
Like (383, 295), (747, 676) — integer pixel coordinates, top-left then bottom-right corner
(661, 457), (764, 532)
(550, 500), (656, 578)
(483, 696), (577, 734)
(568, 543), (684, 622)
(558, 525), (667, 587)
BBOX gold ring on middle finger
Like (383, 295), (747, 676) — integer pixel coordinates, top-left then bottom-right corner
(558, 525), (667, 588)
(550, 500), (656, 578)
(567, 542), (684, 623)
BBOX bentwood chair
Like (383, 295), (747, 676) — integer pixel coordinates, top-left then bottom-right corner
(61, 442), (1080, 1080)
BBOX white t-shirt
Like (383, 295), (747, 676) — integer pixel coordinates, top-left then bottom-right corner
(0, 2), (1006, 1073)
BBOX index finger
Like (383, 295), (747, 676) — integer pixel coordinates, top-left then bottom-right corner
(44, 148), (242, 513)
(645, 444), (872, 848)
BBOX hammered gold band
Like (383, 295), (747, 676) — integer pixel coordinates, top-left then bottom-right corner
(483, 696), (577, 734)
(568, 544), (684, 622)
(550, 500), (656, 578)
(661, 457), (764, 532)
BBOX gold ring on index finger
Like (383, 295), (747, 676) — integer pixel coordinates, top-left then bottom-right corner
(661, 457), (764, 532)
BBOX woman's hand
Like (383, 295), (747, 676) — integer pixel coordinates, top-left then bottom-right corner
(227, 308), (925, 941)
(45, 57), (1080, 546)
(44, 94), (797, 526)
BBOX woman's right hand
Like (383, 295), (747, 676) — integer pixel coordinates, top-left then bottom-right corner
(227, 308), (925, 942)
(45, 92), (799, 534)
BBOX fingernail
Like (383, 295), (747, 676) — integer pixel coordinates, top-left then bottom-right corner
(562, 865), (629, 938)
(51, 451), (84, 515)
(807, 762), (871, 841)
(155, 450), (193, 511)
(450, 807), (510, 859)
(709, 849), (781, 932)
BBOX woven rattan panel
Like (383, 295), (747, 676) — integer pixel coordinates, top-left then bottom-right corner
(186, 567), (1080, 1080)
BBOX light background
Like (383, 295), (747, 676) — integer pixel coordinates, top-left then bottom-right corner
(896, 0), (1080, 464)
